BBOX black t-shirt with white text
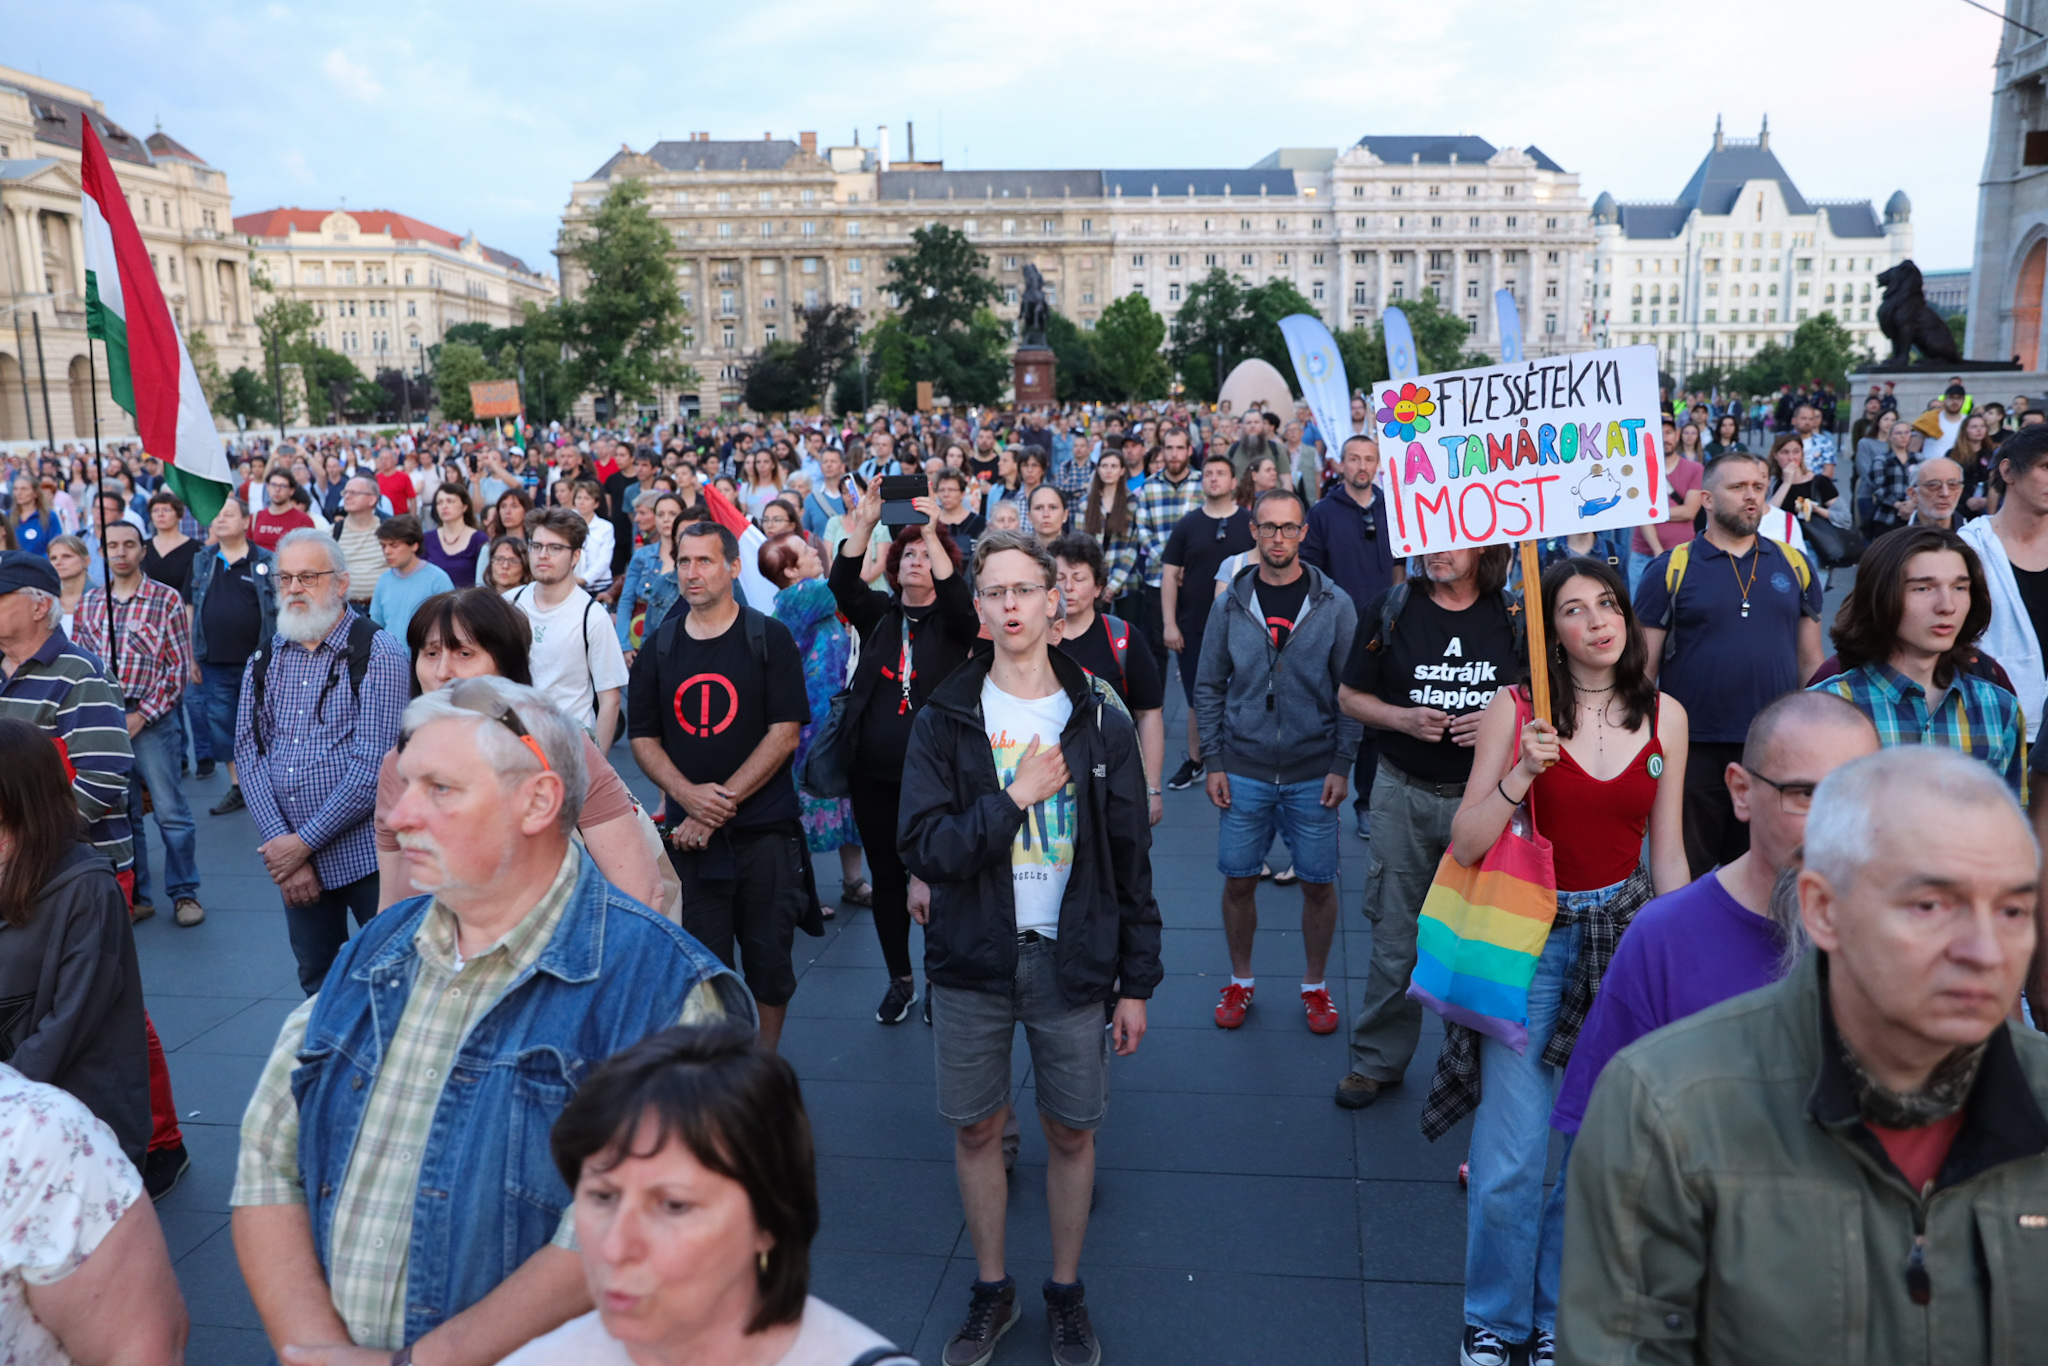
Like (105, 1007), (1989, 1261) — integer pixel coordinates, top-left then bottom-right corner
(626, 609), (811, 830)
(1343, 588), (1519, 785)
(1251, 572), (1312, 651)
(1057, 611), (1165, 711)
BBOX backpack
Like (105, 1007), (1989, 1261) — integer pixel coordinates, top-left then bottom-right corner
(513, 583), (617, 724)
(1359, 580), (1529, 671)
(249, 611), (380, 757)
(650, 602), (770, 670)
(1098, 611), (1132, 696)
(1658, 539), (1812, 661)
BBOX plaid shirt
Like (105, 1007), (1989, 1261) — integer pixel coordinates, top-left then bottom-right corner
(1051, 450), (1095, 501)
(234, 609), (409, 889)
(0, 629), (134, 871)
(232, 848), (726, 1349)
(1866, 451), (1918, 530)
(72, 577), (193, 726)
(1810, 662), (2024, 794)
(1134, 468), (1201, 588)
(1421, 865), (1654, 1141)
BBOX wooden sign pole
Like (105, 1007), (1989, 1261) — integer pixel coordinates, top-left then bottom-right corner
(1518, 540), (1550, 725)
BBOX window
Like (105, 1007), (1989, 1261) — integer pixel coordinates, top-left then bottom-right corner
(964, 218), (978, 235)
(1428, 250), (1449, 269)
(1003, 255), (1019, 270)
(803, 288), (819, 308)
(1240, 218), (1251, 230)
(760, 260), (778, 276)
(757, 191), (773, 206)
(1796, 309), (1808, 321)
(1468, 216), (1480, 229)
(1504, 250), (1522, 264)
(1002, 219), (1017, 236)
(845, 222), (861, 236)
(1355, 216), (1369, 229)
(1277, 252), (1290, 266)
(1544, 313), (1556, 335)
(759, 221), (775, 237)
(799, 188), (815, 205)
(1466, 281), (1480, 298)
(1466, 251), (1483, 265)
(1632, 309), (1642, 323)
(1796, 257), (1813, 271)
(721, 326), (735, 347)
(1464, 314), (1478, 332)
(1240, 253), (1254, 267)
(1430, 216), (1443, 229)
(1131, 254), (1145, 268)
(1798, 282), (1811, 296)
(1168, 253), (1182, 267)
(403, 269), (413, 284)
(1276, 218), (1288, 230)
(1390, 282), (1405, 300)
(1169, 282), (1182, 302)
(717, 222), (733, 238)
(1312, 251), (1324, 265)
(1082, 290), (1096, 304)
(801, 257), (819, 274)
(1466, 185), (1479, 197)
(847, 257), (863, 274)
(764, 323), (778, 342)
(1545, 281), (1559, 299)
(1042, 218), (1055, 233)
(1546, 217), (1559, 229)
(1391, 251), (1408, 264)
(1081, 218), (1093, 234)
(1546, 251), (1560, 264)
(1391, 185), (1404, 197)
(849, 287), (863, 307)
(1428, 185), (1441, 197)
(1353, 250), (1369, 265)
(406, 300), (416, 317)
(716, 191), (731, 205)
(1354, 283), (1370, 305)
(1312, 281), (1325, 301)
(1353, 185), (1366, 197)
(719, 290), (735, 313)
(1506, 215), (1518, 228)
(1706, 309), (1717, 322)
(1004, 286), (1019, 305)
(1204, 253), (1219, 267)
(801, 221), (815, 236)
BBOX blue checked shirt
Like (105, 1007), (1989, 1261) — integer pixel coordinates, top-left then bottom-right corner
(235, 612), (410, 889)
(1134, 468), (1201, 589)
(1809, 661), (2024, 794)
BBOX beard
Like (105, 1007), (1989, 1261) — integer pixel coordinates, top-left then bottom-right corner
(1711, 503), (1763, 540)
(278, 595), (345, 645)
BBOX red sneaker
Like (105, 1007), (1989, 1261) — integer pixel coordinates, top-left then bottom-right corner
(1214, 982), (1254, 1028)
(1302, 988), (1339, 1034)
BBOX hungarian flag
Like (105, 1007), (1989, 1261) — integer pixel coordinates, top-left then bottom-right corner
(78, 118), (231, 522)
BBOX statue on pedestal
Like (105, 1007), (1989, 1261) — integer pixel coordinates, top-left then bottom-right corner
(1876, 260), (1963, 367)
(1019, 264), (1051, 349)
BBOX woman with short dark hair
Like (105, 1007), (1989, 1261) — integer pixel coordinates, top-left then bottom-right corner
(497, 1025), (908, 1365)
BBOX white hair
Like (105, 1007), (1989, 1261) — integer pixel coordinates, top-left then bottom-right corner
(1805, 747), (2033, 890)
(275, 527), (348, 575)
(399, 678), (588, 834)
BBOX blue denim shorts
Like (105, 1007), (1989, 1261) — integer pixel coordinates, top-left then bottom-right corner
(1216, 773), (1341, 883)
(932, 936), (1110, 1131)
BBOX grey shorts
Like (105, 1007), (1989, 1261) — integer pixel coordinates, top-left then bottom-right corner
(932, 935), (1110, 1131)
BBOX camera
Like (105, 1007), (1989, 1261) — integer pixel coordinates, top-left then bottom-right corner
(878, 474), (930, 526)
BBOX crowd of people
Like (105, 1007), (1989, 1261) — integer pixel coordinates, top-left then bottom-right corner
(2, 376), (2047, 1366)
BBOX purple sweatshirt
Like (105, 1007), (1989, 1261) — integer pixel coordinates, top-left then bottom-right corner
(1552, 871), (1784, 1134)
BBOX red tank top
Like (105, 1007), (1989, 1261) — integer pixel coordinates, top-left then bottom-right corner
(1527, 690), (1663, 892)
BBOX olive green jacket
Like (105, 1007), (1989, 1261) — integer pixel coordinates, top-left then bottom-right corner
(1559, 953), (2048, 1365)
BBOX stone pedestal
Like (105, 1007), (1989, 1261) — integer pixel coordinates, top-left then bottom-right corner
(1013, 347), (1056, 406)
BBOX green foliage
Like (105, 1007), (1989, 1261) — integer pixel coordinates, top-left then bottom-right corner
(248, 265), (317, 428)
(1333, 293), (1491, 394)
(428, 307), (573, 426)
(299, 346), (364, 426)
(431, 342), (505, 423)
(870, 225), (1008, 406)
(346, 377), (391, 421)
(831, 360), (867, 417)
(1092, 293), (1170, 401)
(185, 327), (228, 411)
(1723, 313), (1873, 396)
(1947, 310), (1968, 354)
(553, 180), (697, 416)
(742, 340), (816, 414)
(1045, 311), (1106, 404)
(218, 366), (273, 426)
(791, 304), (862, 409)
(1167, 269), (1325, 400)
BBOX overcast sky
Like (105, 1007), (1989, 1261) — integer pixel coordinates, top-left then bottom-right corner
(5, 0), (2010, 283)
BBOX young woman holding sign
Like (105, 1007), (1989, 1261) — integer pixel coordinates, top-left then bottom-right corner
(1434, 555), (1689, 1366)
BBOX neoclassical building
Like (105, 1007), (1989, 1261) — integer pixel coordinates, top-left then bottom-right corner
(234, 208), (556, 379)
(0, 64), (255, 443)
(1591, 118), (1912, 381)
(557, 131), (1596, 415)
(1966, 0), (2048, 366)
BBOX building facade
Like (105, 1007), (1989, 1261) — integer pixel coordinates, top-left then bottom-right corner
(0, 64), (255, 443)
(233, 208), (556, 380)
(1591, 118), (1911, 383)
(557, 131), (1596, 414)
(1965, 0), (2048, 366)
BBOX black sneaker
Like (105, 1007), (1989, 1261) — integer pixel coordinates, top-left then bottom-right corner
(943, 1277), (1020, 1366)
(923, 991), (932, 1026)
(209, 784), (245, 816)
(144, 1143), (191, 1200)
(1460, 1325), (1511, 1366)
(195, 758), (216, 779)
(1530, 1328), (1556, 1365)
(1045, 1280), (1100, 1366)
(1166, 757), (1204, 790)
(876, 977), (916, 1025)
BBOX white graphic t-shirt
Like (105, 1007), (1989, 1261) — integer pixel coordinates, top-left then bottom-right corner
(983, 677), (1076, 937)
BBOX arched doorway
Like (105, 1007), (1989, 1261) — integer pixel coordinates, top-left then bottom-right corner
(2015, 240), (2045, 370)
(68, 354), (92, 441)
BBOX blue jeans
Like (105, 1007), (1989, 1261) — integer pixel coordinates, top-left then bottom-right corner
(1463, 889), (1604, 1339)
(198, 661), (246, 766)
(128, 713), (199, 904)
(1216, 773), (1341, 883)
(181, 687), (210, 764)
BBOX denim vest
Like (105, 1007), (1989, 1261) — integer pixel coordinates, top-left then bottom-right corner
(288, 850), (754, 1345)
(188, 544), (278, 662)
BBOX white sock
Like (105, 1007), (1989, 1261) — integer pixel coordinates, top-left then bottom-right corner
(1231, 976), (1255, 990)
(1301, 981), (1326, 995)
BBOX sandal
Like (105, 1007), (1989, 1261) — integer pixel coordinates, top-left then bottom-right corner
(1272, 866), (1300, 886)
(840, 880), (873, 908)
(819, 903), (837, 921)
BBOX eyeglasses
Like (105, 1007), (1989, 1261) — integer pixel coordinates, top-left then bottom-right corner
(275, 570), (336, 588)
(977, 582), (1048, 604)
(1919, 480), (1964, 492)
(1742, 766), (1815, 813)
(528, 540), (575, 557)
(1253, 522), (1305, 540)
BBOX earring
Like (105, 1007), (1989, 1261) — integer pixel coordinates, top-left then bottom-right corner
(757, 1249), (769, 1274)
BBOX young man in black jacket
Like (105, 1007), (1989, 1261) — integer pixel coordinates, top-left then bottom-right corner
(900, 528), (1162, 1366)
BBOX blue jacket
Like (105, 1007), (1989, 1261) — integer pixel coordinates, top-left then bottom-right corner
(1299, 482), (1398, 618)
(188, 544), (277, 663)
(614, 544), (680, 649)
(290, 850), (754, 1345)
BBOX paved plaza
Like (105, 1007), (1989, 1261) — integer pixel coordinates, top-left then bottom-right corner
(150, 681), (1549, 1366)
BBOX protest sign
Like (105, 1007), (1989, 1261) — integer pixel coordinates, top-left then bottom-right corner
(469, 379), (522, 418)
(1373, 344), (1664, 558)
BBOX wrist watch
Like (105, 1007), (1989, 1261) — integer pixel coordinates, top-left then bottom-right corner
(1146, 786), (1162, 795)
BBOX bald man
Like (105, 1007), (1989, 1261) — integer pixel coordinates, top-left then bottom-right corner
(1553, 690), (1879, 1136)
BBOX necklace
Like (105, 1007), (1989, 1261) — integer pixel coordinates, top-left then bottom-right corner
(1729, 547), (1760, 618)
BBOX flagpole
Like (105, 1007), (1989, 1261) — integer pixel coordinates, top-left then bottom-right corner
(85, 335), (118, 679)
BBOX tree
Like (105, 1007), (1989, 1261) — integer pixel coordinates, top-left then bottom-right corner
(1334, 292), (1491, 394)
(876, 224), (1009, 405)
(1726, 313), (1872, 397)
(432, 307), (574, 426)
(1092, 292), (1169, 401)
(554, 180), (697, 418)
(217, 366), (273, 427)
(791, 304), (862, 407)
(298, 345), (362, 426)
(248, 267), (317, 430)
(1045, 311), (1105, 403)
(742, 340), (816, 414)
(431, 342), (505, 422)
(1167, 269), (1322, 401)
(185, 326), (228, 411)
(375, 367), (433, 419)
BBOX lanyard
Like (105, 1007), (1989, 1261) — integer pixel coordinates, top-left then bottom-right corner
(896, 613), (915, 714)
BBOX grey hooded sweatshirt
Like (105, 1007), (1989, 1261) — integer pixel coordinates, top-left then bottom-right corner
(1193, 563), (1362, 786)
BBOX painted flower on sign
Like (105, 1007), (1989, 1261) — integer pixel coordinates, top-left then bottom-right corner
(1376, 383), (1436, 442)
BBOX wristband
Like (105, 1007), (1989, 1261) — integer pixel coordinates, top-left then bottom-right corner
(1496, 779), (1518, 807)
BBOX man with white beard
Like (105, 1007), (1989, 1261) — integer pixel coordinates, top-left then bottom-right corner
(235, 528), (409, 993)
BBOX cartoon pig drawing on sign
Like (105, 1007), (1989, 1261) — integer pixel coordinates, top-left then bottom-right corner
(1573, 462), (1624, 518)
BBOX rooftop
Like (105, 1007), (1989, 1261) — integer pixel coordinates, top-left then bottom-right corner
(1605, 119), (1887, 240)
(16, 86), (156, 167)
(1353, 134), (1566, 173)
(592, 137), (805, 179)
(233, 207), (540, 276)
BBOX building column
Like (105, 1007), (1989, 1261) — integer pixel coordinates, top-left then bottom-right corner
(1374, 248), (1388, 315)
(13, 208), (38, 300)
(1489, 247), (1504, 350)
(65, 213), (87, 305)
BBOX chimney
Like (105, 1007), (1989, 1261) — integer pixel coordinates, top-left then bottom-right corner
(764, 131), (772, 141)
(1713, 114), (1724, 152)
(907, 121), (915, 162)
(878, 125), (891, 172)
(1759, 114), (1769, 150)
(800, 131), (816, 154)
